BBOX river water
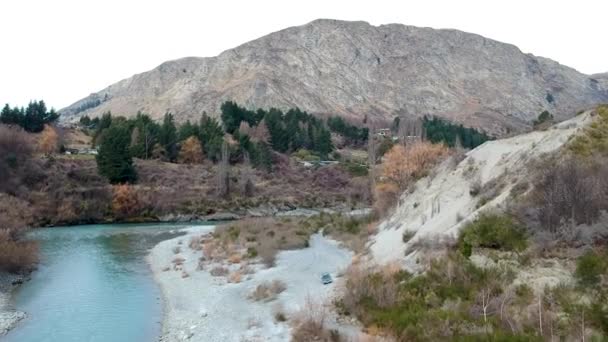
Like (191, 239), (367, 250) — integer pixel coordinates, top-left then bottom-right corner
(2, 223), (209, 342)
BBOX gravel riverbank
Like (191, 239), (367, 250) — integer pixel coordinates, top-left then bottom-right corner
(0, 273), (26, 336)
(148, 225), (354, 341)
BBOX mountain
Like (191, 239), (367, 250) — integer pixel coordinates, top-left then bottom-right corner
(60, 19), (608, 134)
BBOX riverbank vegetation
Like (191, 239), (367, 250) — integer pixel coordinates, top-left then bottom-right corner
(338, 213), (608, 340)
(0, 126), (39, 273)
(329, 108), (608, 340)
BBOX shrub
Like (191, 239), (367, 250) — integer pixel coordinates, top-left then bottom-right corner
(342, 161), (368, 177)
(574, 250), (607, 287)
(0, 230), (38, 273)
(0, 125), (33, 192)
(249, 280), (287, 301)
(293, 148), (320, 162)
(210, 266), (229, 277)
(526, 157), (608, 232)
(568, 105), (608, 157)
(402, 230), (415, 243)
(373, 182), (399, 217)
(292, 296), (340, 342)
(274, 311), (287, 322)
(111, 184), (142, 219)
(533, 110), (554, 128)
(246, 246), (258, 258)
(228, 271), (242, 283)
(458, 213), (527, 253)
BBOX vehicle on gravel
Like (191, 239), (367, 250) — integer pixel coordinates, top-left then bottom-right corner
(321, 272), (333, 285)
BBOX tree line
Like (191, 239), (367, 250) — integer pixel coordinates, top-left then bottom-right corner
(422, 116), (491, 149)
(220, 101), (335, 157)
(1, 100), (59, 133)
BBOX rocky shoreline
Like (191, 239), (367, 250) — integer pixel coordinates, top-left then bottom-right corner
(0, 273), (26, 336)
(157, 206), (371, 223)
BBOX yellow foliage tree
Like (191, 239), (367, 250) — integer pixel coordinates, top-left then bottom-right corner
(112, 184), (140, 219)
(178, 136), (204, 164)
(39, 125), (59, 154)
(375, 141), (448, 215)
(381, 141), (449, 192)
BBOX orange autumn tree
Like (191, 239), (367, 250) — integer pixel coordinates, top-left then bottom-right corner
(112, 184), (140, 219)
(178, 136), (204, 164)
(39, 125), (59, 155)
(381, 141), (449, 192)
(375, 141), (449, 215)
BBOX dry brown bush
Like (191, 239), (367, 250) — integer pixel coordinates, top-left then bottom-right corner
(0, 125), (33, 192)
(292, 296), (343, 342)
(188, 236), (205, 250)
(228, 253), (242, 264)
(513, 156), (608, 249)
(342, 264), (399, 312)
(210, 266), (229, 277)
(228, 271), (242, 283)
(373, 183), (399, 217)
(0, 194), (33, 230)
(172, 256), (185, 265)
(249, 119), (270, 143)
(0, 229), (38, 273)
(249, 280), (287, 301)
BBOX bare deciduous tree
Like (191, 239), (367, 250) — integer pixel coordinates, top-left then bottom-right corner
(242, 152), (254, 197)
(217, 139), (230, 197)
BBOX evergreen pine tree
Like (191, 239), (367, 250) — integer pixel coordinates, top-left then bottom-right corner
(160, 112), (178, 161)
(96, 123), (137, 184)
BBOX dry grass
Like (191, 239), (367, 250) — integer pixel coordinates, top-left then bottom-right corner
(248, 280), (287, 301)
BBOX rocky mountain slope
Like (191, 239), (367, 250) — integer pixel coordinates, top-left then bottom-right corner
(60, 19), (608, 133)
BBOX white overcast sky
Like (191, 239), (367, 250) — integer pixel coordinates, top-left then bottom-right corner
(0, 0), (606, 110)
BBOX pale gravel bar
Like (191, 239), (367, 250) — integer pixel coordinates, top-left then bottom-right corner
(148, 225), (354, 342)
